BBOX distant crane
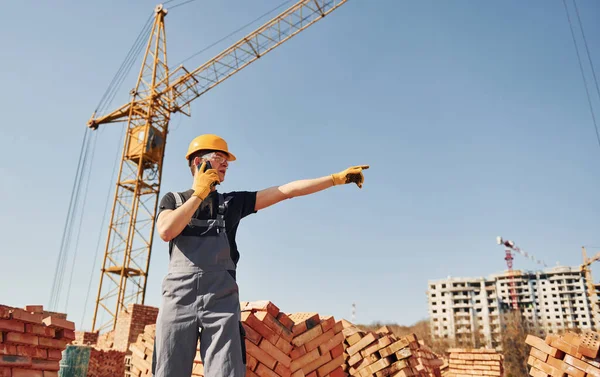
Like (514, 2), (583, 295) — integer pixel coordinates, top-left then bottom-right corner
(85, 0), (350, 333)
(496, 236), (547, 311)
(581, 247), (600, 330)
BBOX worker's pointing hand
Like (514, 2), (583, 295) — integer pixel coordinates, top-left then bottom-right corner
(192, 161), (220, 200)
(331, 165), (369, 189)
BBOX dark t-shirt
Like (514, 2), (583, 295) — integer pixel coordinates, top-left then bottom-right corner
(157, 189), (257, 267)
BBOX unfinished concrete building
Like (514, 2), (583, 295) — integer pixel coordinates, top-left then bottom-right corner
(427, 265), (600, 349)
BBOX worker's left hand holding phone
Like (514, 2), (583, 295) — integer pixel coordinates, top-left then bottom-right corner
(192, 159), (220, 200)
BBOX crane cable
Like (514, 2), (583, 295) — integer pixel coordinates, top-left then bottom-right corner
(49, 13), (155, 314)
(562, 0), (600, 150)
(79, 126), (126, 330)
(95, 11), (155, 116)
(48, 128), (95, 311)
(170, 0), (296, 69)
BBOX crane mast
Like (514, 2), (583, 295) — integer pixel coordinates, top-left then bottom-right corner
(582, 247), (600, 331)
(89, 0), (349, 333)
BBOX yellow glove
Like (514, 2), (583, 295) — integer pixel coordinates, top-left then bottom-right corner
(331, 165), (369, 188)
(192, 161), (220, 200)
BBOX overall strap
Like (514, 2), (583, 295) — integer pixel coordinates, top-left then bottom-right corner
(186, 193), (228, 235)
(173, 192), (184, 209)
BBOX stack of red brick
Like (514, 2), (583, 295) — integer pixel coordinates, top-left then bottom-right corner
(526, 331), (600, 377)
(341, 323), (443, 377)
(86, 348), (127, 377)
(72, 303), (158, 377)
(242, 301), (346, 377)
(444, 348), (503, 377)
(124, 301), (444, 377)
(0, 304), (75, 377)
(128, 323), (209, 377)
(128, 324), (156, 377)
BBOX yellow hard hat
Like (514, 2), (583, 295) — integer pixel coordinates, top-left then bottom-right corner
(185, 134), (236, 161)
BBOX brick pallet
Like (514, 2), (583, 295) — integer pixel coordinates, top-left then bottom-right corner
(341, 323), (443, 377)
(525, 331), (600, 377)
(0, 304), (75, 377)
(445, 348), (503, 377)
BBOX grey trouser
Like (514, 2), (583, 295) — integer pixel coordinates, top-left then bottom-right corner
(153, 270), (246, 377)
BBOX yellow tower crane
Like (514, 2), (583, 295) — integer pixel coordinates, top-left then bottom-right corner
(581, 247), (600, 331)
(88, 0), (349, 333)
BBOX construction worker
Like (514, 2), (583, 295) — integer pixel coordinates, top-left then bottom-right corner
(152, 134), (368, 377)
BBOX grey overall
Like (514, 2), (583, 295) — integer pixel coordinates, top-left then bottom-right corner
(153, 192), (246, 377)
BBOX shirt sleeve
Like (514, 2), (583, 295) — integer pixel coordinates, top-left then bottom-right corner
(157, 192), (176, 219)
(235, 191), (258, 219)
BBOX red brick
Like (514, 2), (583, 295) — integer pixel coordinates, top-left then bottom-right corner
(16, 346), (47, 359)
(242, 323), (262, 345)
(55, 329), (75, 341)
(245, 301), (280, 318)
(25, 325), (54, 338)
(12, 369), (42, 377)
(37, 338), (65, 350)
(247, 355), (259, 372)
(43, 372), (58, 377)
(328, 366), (345, 377)
(254, 312), (293, 343)
(259, 338), (291, 368)
(256, 362), (280, 377)
(330, 343), (344, 359)
(31, 359), (60, 371)
(9, 310), (42, 325)
(46, 350), (62, 361)
(333, 321), (343, 334)
(276, 337), (293, 355)
(320, 317), (335, 333)
(292, 321), (308, 337)
(292, 325), (323, 348)
(0, 355), (31, 367)
(290, 345), (307, 360)
(0, 344), (16, 356)
(289, 313), (320, 337)
(242, 312), (279, 345)
(5, 332), (38, 347)
(25, 306), (44, 314)
(291, 349), (320, 373)
(316, 354), (344, 377)
(0, 320), (24, 333)
(305, 329), (335, 353)
(41, 317), (74, 332)
(275, 362), (292, 377)
(277, 312), (295, 332)
(0, 307), (10, 320)
(245, 340), (277, 370)
(0, 367), (9, 377)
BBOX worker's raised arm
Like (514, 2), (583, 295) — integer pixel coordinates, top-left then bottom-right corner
(255, 165), (369, 211)
(157, 162), (220, 241)
(157, 196), (202, 242)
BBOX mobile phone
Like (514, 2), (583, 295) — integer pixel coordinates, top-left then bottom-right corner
(197, 160), (218, 187)
(196, 160), (212, 172)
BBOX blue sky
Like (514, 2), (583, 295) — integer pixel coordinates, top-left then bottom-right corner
(1, 0), (599, 332)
